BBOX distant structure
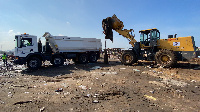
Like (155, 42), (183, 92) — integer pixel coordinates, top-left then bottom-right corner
(105, 48), (124, 59)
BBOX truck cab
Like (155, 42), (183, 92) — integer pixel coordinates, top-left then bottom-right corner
(14, 33), (38, 64)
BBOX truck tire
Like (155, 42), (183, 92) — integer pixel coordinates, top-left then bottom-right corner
(121, 51), (137, 65)
(78, 54), (88, 64)
(155, 49), (177, 67)
(89, 53), (98, 63)
(52, 55), (64, 66)
(27, 57), (42, 70)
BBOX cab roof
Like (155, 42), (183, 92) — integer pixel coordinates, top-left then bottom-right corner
(15, 33), (36, 37)
(139, 28), (159, 33)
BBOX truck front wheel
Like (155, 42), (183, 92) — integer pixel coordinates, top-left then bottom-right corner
(52, 55), (64, 66)
(27, 57), (42, 70)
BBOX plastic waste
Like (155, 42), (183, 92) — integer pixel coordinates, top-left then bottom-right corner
(55, 88), (63, 92)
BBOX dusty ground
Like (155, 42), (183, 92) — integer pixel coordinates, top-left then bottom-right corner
(0, 57), (200, 112)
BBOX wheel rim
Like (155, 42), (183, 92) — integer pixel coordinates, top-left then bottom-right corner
(161, 55), (170, 63)
(29, 60), (37, 67)
(81, 56), (87, 62)
(54, 58), (61, 65)
(124, 54), (132, 63)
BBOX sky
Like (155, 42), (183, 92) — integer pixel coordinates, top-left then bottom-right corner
(0, 0), (200, 51)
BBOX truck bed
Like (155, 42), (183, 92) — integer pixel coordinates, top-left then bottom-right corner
(43, 32), (102, 53)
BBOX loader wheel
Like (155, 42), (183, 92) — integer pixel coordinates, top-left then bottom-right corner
(155, 49), (177, 67)
(78, 54), (88, 64)
(52, 55), (64, 66)
(121, 51), (137, 65)
(27, 57), (42, 70)
(89, 53), (98, 63)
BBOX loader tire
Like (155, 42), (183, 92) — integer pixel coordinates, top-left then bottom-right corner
(155, 49), (177, 67)
(78, 54), (88, 64)
(27, 57), (42, 70)
(121, 51), (137, 65)
(52, 55), (64, 66)
(89, 53), (98, 63)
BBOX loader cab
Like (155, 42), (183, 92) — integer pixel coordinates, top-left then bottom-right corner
(139, 28), (160, 48)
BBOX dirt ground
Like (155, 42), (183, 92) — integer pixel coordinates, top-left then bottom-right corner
(0, 57), (200, 112)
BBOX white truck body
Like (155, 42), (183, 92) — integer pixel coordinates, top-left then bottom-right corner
(43, 32), (102, 53)
(14, 32), (102, 69)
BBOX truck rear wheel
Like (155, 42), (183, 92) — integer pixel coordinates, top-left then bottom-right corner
(121, 51), (137, 65)
(78, 54), (88, 64)
(89, 53), (98, 63)
(155, 49), (177, 67)
(27, 57), (42, 70)
(52, 55), (64, 66)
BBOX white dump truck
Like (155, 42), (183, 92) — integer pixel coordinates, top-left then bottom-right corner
(14, 32), (102, 69)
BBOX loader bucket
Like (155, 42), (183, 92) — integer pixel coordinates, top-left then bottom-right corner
(111, 14), (124, 30)
(102, 18), (113, 42)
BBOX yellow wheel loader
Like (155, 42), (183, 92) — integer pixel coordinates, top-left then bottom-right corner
(102, 14), (197, 67)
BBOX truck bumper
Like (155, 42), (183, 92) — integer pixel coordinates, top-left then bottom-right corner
(13, 57), (26, 65)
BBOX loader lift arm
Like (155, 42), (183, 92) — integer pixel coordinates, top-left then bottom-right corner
(102, 14), (137, 47)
